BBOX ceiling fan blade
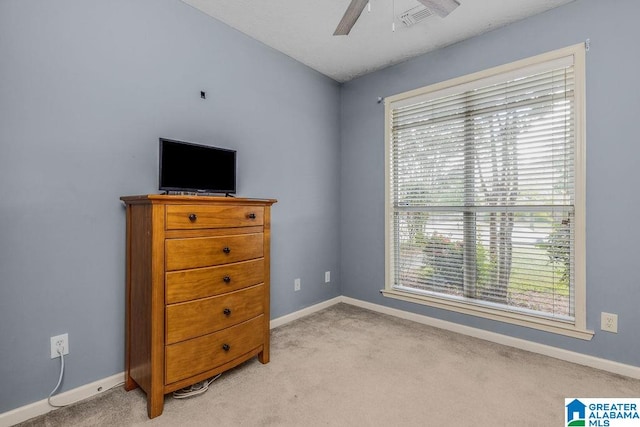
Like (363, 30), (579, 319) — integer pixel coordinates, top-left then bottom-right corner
(416, 0), (460, 17)
(334, 0), (369, 36)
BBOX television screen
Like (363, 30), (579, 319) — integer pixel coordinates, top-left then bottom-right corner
(159, 138), (236, 194)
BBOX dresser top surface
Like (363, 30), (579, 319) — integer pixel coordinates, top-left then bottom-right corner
(120, 194), (277, 206)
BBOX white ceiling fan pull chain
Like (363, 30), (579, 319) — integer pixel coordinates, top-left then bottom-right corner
(392, 0), (396, 31)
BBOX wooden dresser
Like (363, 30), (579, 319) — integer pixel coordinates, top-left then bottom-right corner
(120, 194), (276, 418)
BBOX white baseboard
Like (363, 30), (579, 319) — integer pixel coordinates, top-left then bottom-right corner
(0, 372), (124, 427)
(5, 296), (639, 426)
(270, 296), (343, 329)
(340, 296), (640, 380)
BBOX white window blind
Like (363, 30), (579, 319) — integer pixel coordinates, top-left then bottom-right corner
(385, 46), (586, 332)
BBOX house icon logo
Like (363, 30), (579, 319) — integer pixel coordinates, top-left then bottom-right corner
(566, 399), (586, 426)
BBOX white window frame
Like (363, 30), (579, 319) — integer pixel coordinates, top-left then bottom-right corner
(383, 44), (592, 340)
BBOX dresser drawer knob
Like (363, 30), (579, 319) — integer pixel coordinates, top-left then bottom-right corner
(223, 308), (232, 316)
(188, 213), (197, 222)
(247, 212), (256, 219)
(223, 276), (231, 283)
(222, 247), (231, 254)
(222, 343), (230, 352)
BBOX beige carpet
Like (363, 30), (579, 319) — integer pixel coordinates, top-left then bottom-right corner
(18, 303), (640, 426)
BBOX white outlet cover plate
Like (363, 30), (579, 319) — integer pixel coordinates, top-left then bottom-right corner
(600, 312), (618, 333)
(50, 333), (69, 358)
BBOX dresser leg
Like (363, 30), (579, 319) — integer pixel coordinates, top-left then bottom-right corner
(124, 372), (138, 391)
(258, 348), (270, 364)
(147, 389), (164, 419)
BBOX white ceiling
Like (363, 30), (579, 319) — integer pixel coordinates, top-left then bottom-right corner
(181, 0), (574, 83)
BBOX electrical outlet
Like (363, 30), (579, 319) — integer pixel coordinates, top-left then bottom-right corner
(294, 278), (301, 291)
(601, 312), (618, 333)
(325, 271), (331, 283)
(50, 333), (69, 358)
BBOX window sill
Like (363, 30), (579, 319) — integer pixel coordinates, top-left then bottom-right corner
(381, 288), (594, 340)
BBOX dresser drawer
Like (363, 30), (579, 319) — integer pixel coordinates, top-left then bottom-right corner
(166, 205), (264, 230)
(166, 284), (264, 344)
(165, 233), (263, 271)
(166, 259), (264, 304)
(165, 316), (264, 384)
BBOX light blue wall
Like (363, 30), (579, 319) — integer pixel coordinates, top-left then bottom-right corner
(340, 0), (640, 367)
(0, 0), (341, 412)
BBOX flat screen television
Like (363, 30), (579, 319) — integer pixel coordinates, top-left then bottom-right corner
(159, 138), (236, 195)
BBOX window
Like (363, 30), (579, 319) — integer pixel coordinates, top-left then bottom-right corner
(383, 44), (591, 339)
